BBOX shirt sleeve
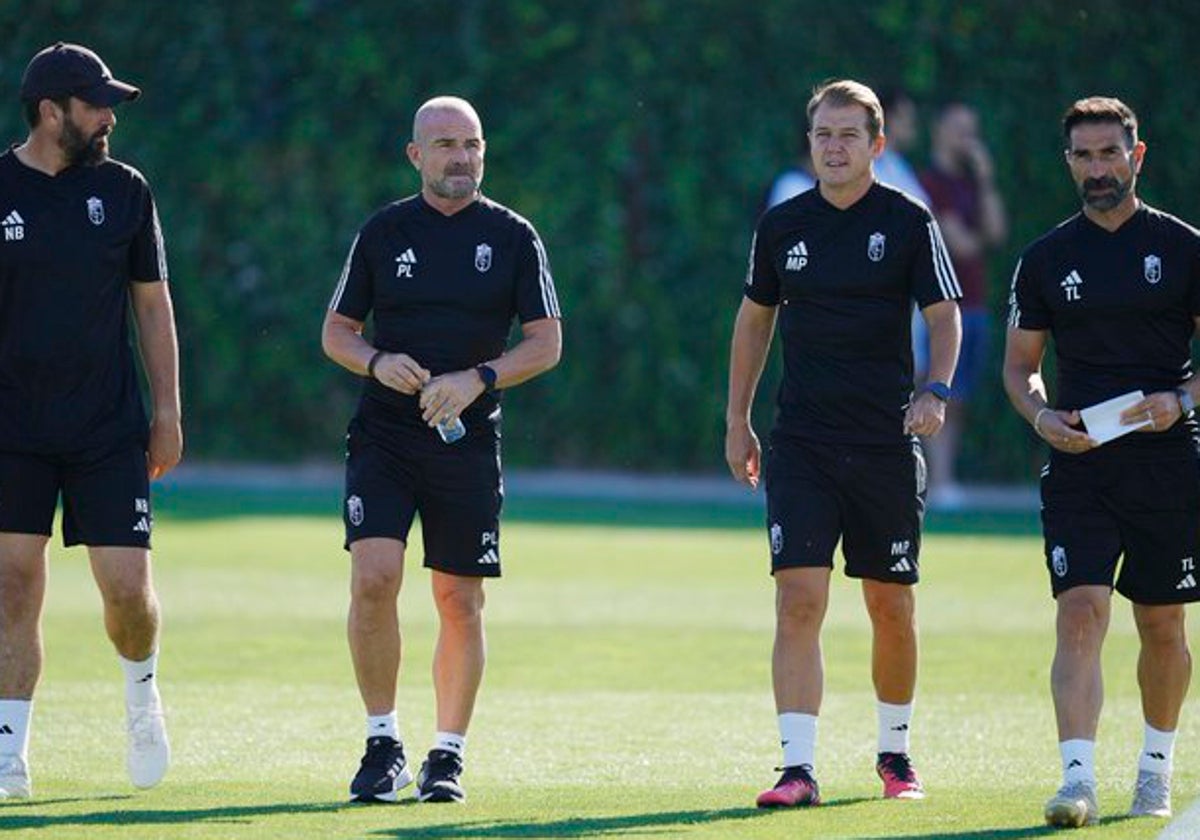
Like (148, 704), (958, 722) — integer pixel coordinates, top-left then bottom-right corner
(328, 229), (373, 321)
(1008, 250), (1051, 330)
(743, 223), (780, 306)
(514, 222), (561, 323)
(129, 181), (168, 283)
(910, 211), (962, 308)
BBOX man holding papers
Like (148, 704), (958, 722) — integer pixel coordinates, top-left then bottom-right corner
(1004, 96), (1200, 829)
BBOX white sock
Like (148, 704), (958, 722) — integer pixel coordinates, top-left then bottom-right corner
(877, 700), (913, 754)
(434, 731), (465, 757)
(367, 712), (399, 742)
(1138, 724), (1175, 776)
(120, 651), (160, 709)
(1060, 739), (1095, 786)
(778, 712), (817, 770)
(0, 700), (32, 764)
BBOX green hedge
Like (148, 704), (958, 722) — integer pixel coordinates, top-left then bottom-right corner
(3, 1), (1198, 478)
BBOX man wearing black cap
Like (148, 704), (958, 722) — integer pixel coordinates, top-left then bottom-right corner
(0, 43), (180, 800)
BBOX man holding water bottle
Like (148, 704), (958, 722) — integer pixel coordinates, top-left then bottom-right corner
(322, 95), (561, 804)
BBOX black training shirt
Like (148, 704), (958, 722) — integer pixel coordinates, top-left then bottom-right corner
(0, 149), (167, 453)
(330, 193), (560, 430)
(1009, 204), (1200, 447)
(745, 182), (961, 445)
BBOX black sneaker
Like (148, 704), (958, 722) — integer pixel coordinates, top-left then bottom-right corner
(349, 736), (413, 803)
(416, 749), (465, 803)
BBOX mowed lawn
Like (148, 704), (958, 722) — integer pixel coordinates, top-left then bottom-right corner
(2, 498), (1196, 839)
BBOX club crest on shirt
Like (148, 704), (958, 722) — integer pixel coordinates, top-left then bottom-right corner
(1144, 254), (1161, 284)
(868, 231), (886, 262)
(86, 196), (105, 226)
(475, 243), (492, 273)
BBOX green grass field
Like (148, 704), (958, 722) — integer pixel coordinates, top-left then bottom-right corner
(0, 491), (1194, 839)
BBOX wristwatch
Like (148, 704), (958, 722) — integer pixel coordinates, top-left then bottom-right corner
(475, 363), (498, 393)
(923, 381), (952, 402)
(1177, 388), (1196, 419)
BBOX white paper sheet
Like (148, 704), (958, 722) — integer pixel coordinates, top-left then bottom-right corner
(1079, 390), (1151, 445)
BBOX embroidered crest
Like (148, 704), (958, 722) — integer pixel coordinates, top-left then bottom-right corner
(346, 495), (364, 527)
(1051, 545), (1068, 578)
(86, 196), (105, 226)
(475, 243), (492, 273)
(1144, 254), (1161, 284)
(868, 231), (886, 262)
(770, 522), (784, 555)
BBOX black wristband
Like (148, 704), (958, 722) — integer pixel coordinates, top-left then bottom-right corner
(366, 350), (385, 380)
(475, 363), (498, 393)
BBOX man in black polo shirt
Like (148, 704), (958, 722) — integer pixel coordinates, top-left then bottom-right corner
(727, 79), (962, 808)
(1005, 96), (1200, 828)
(322, 95), (561, 804)
(0, 43), (180, 800)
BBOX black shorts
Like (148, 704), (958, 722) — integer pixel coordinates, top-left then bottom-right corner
(343, 412), (503, 577)
(764, 435), (926, 583)
(0, 442), (152, 548)
(1041, 442), (1200, 604)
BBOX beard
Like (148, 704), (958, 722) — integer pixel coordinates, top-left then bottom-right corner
(59, 115), (109, 167)
(1079, 175), (1131, 212)
(427, 166), (480, 200)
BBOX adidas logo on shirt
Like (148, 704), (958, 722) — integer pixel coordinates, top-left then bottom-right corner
(1060, 269), (1083, 302)
(890, 558), (913, 573)
(395, 247), (417, 278)
(785, 241), (808, 271)
(1177, 573), (1196, 590)
(3, 210), (24, 241)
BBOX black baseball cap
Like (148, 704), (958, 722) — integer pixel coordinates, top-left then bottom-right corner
(19, 42), (140, 107)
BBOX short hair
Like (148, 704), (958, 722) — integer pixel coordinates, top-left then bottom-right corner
(807, 79), (884, 140)
(22, 95), (70, 129)
(1062, 96), (1138, 148)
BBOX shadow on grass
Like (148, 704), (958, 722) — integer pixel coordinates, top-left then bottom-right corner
(372, 800), (873, 838)
(0, 800), (347, 830)
(863, 812), (1138, 839)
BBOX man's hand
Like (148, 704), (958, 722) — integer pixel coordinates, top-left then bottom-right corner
(904, 391), (947, 436)
(372, 353), (431, 395)
(1034, 408), (1099, 453)
(147, 411), (183, 480)
(420, 369), (486, 427)
(725, 420), (762, 489)
(1119, 391), (1185, 434)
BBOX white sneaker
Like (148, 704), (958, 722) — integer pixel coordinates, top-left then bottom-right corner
(1130, 770), (1171, 818)
(0, 755), (31, 800)
(1045, 780), (1099, 828)
(127, 702), (170, 789)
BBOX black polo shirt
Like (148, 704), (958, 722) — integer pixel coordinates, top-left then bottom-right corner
(1009, 203), (1200, 448)
(0, 149), (167, 453)
(330, 193), (560, 430)
(745, 181), (961, 445)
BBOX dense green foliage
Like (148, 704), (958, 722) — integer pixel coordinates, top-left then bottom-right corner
(2, 1), (1198, 477)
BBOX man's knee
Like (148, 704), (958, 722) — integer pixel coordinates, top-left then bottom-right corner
(350, 541), (405, 603)
(433, 578), (485, 624)
(775, 571), (829, 629)
(1135, 604), (1188, 649)
(863, 582), (915, 631)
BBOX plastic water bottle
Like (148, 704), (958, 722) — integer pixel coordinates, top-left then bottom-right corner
(436, 416), (466, 444)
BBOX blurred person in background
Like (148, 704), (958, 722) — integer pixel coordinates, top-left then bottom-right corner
(0, 42), (180, 800)
(322, 96), (561, 805)
(728, 79), (961, 809)
(1004, 96), (1199, 828)
(920, 102), (1007, 509)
